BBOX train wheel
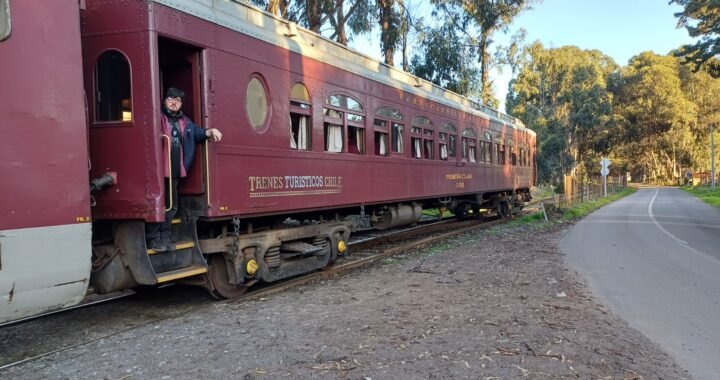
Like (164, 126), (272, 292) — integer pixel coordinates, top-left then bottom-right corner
(497, 200), (511, 218)
(207, 255), (249, 299)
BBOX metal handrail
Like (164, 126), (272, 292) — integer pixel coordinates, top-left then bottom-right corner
(161, 134), (173, 212)
(205, 140), (211, 207)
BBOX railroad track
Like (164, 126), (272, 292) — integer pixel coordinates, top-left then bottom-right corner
(0, 214), (508, 370)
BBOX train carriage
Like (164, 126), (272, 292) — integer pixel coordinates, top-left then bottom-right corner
(0, 0), (92, 322)
(0, 0), (535, 323)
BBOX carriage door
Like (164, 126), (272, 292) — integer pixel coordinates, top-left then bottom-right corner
(158, 37), (205, 195)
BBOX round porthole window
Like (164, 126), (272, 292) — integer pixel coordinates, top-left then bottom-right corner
(246, 76), (269, 130)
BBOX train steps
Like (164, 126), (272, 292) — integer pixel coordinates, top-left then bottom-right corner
(115, 219), (208, 286)
(148, 218), (207, 283)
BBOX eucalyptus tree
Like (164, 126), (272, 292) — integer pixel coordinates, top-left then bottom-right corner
(679, 58), (720, 173)
(507, 43), (617, 184)
(432, 0), (536, 105)
(671, 0), (720, 75)
(613, 52), (696, 183)
(410, 20), (481, 96)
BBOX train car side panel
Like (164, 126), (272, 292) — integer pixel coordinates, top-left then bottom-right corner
(0, 0), (91, 323)
(0, 224), (92, 322)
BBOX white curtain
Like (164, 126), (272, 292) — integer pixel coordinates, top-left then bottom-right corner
(469, 146), (476, 163)
(440, 144), (448, 160)
(290, 118), (298, 149)
(379, 134), (387, 155)
(355, 128), (364, 153)
(413, 138), (421, 158)
(327, 124), (343, 152)
(425, 140), (433, 159)
(298, 116), (308, 150)
(394, 125), (403, 152)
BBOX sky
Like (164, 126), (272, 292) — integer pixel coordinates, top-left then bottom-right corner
(493, 0), (697, 109)
(349, 0), (697, 111)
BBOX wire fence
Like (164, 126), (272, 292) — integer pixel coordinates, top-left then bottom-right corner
(555, 175), (628, 208)
(530, 175), (627, 208)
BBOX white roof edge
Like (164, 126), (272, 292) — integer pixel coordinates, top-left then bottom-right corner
(152, 0), (528, 132)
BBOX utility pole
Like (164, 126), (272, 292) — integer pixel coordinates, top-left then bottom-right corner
(712, 124), (716, 191)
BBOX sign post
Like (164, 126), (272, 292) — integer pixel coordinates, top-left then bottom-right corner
(600, 157), (611, 197)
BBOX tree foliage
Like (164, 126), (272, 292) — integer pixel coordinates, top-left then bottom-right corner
(429, 0), (535, 105)
(671, 0), (720, 75)
(410, 20), (481, 96)
(507, 43), (617, 184)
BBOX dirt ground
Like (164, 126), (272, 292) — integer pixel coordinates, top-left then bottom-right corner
(2, 221), (690, 379)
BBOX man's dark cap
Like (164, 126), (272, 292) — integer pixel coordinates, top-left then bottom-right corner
(165, 87), (185, 101)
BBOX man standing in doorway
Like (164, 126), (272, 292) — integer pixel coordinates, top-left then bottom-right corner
(146, 87), (222, 252)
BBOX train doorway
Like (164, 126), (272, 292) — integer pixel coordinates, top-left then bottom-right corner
(158, 37), (205, 195)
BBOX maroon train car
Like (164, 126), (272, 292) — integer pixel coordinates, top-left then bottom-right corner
(2, 0), (535, 323)
(83, 0), (535, 299)
(0, 0), (92, 323)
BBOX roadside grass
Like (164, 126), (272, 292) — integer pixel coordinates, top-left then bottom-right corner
(682, 186), (720, 207)
(505, 187), (637, 227)
(531, 185), (555, 200)
(560, 187), (637, 221)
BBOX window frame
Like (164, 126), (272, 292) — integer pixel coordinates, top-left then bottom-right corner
(461, 128), (477, 163)
(441, 122), (457, 159)
(412, 116), (433, 159)
(93, 49), (133, 124)
(0, 0), (10, 42)
(374, 106), (403, 157)
(323, 93), (365, 154)
(245, 74), (271, 132)
(289, 83), (312, 151)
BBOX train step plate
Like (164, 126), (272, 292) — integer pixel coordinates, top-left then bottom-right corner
(147, 240), (195, 255)
(279, 241), (323, 258)
(156, 265), (207, 283)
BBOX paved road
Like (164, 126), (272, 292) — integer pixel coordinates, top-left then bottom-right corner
(561, 187), (720, 380)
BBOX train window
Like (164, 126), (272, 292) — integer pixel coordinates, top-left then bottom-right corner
(480, 131), (492, 163)
(423, 129), (434, 159)
(461, 128), (477, 163)
(508, 140), (516, 166)
(290, 83), (311, 150)
(327, 94), (362, 112)
(373, 119), (389, 156)
(439, 133), (448, 160)
(324, 93), (365, 153)
(291, 82), (310, 102)
(246, 76), (269, 130)
(348, 125), (364, 154)
(324, 122), (343, 152)
(0, 0), (10, 41)
(410, 127), (421, 158)
(441, 123), (457, 158)
(375, 132), (388, 156)
(412, 117), (431, 159)
(376, 106), (404, 120)
(412, 116), (431, 127)
(95, 50), (132, 122)
(375, 106), (403, 156)
(392, 123), (404, 153)
(497, 140), (506, 165)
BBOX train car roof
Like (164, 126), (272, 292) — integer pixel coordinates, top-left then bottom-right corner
(152, 0), (533, 136)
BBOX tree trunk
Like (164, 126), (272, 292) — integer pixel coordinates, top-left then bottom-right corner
(335, 0), (347, 45)
(479, 32), (491, 105)
(307, 0), (323, 33)
(378, 0), (395, 66)
(266, 0), (289, 18)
